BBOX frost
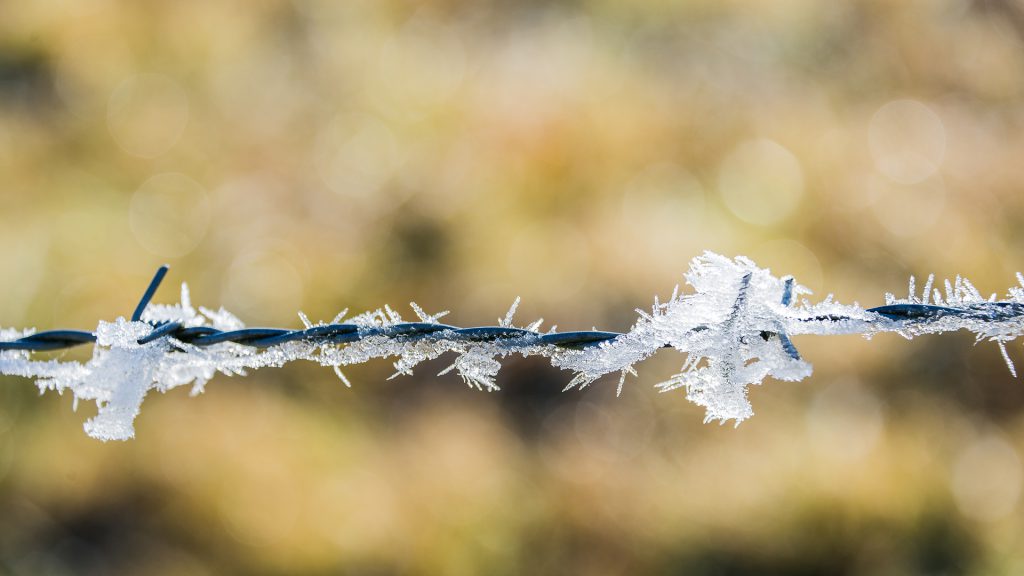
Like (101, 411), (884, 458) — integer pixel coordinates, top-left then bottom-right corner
(555, 253), (821, 424)
(2, 252), (1024, 440)
(875, 265), (1024, 374)
(82, 319), (166, 440)
(549, 252), (1020, 424)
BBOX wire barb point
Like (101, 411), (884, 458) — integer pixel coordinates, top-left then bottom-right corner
(132, 265), (170, 323)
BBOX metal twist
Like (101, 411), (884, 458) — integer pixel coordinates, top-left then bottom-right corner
(0, 267), (626, 353)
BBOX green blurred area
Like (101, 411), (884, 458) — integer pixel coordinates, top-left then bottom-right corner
(1, 0), (1024, 573)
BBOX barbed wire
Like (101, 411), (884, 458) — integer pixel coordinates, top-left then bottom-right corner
(3, 256), (1024, 441)
(1, 265), (1021, 358)
(0, 265), (627, 353)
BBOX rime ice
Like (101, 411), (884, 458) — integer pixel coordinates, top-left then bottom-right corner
(2, 253), (1023, 440)
(556, 253), (822, 423)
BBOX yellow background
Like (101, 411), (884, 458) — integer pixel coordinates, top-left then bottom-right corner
(1, 0), (1023, 573)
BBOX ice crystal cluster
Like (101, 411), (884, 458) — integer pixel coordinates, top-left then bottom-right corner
(2, 252), (1023, 441)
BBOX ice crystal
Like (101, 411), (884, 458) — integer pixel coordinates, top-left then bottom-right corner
(2, 252), (1023, 440)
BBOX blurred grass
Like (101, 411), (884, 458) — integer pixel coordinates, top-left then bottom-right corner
(2, 0), (1024, 573)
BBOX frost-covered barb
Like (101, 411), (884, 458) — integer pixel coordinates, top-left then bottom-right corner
(2, 253), (1023, 441)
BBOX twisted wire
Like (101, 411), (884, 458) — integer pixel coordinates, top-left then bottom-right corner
(0, 266), (626, 353)
(2, 266), (1023, 355)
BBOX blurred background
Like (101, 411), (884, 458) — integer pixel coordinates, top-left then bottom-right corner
(1, 0), (1024, 573)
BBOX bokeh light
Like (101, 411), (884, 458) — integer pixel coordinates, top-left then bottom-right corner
(869, 99), (946, 185)
(719, 139), (804, 226)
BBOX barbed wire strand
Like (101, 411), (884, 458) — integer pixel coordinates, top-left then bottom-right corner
(1, 265), (1023, 360)
(0, 266), (627, 353)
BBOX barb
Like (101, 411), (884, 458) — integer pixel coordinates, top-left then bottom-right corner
(132, 264), (169, 322)
(2, 252), (1023, 441)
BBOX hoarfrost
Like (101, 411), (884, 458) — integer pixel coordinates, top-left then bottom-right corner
(2, 252), (1023, 440)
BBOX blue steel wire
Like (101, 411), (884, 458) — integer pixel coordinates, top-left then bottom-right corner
(132, 264), (169, 322)
(1, 266), (1022, 359)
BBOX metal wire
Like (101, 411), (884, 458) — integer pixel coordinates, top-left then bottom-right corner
(1, 266), (1023, 355)
(0, 267), (630, 353)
